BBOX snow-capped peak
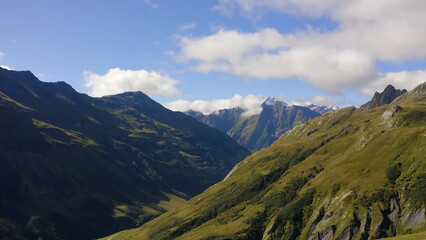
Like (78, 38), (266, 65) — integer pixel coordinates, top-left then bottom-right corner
(263, 97), (288, 106)
(308, 104), (339, 115)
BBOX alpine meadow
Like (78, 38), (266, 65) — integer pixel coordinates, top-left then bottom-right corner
(1, 1), (425, 240)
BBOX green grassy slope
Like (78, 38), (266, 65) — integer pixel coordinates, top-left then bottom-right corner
(378, 231), (426, 240)
(0, 67), (249, 240)
(103, 82), (426, 240)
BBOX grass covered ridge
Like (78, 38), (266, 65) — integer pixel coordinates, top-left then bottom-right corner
(102, 83), (426, 240)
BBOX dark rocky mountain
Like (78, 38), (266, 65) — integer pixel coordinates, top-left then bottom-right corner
(0, 67), (249, 240)
(106, 81), (426, 240)
(360, 85), (407, 110)
(187, 98), (327, 152)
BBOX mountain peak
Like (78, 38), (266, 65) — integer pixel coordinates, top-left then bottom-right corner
(384, 84), (396, 91)
(0, 67), (40, 83)
(104, 91), (150, 100)
(360, 84), (407, 110)
(307, 104), (339, 115)
(262, 97), (288, 107)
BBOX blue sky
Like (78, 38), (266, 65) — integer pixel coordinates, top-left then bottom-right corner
(1, 0), (425, 114)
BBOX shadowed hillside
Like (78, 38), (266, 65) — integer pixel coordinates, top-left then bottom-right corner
(0, 67), (250, 240)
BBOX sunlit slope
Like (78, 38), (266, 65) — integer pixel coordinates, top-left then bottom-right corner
(378, 231), (426, 240)
(104, 82), (426, 240)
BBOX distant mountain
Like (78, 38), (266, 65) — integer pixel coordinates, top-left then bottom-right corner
(228, 98), (322, 152)
(105, 81), (426, 240)
(360, 84), (407, 109)
(307, 104), (339, 115)
(187, 107), (245, 133)
(0, 67), (249, 240)
(187, 98), (335, 152)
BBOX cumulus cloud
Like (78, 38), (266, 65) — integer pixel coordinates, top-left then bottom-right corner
(360, 71), (426, 96)
(165, 94), (267, 116)
(180, 29), (376, 94)
(214, 0), (426, 61)
(310, 95), (341, 106)
(178, 1), (426, 94)
(84, 68), (180, 97)
(290, 97), (311, 107)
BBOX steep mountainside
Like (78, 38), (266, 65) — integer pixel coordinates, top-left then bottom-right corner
(360, 85), (407, 110)
(188, 98), (323, 152)
(104, 82), (426, 240)
(0, 67), (249, 240)
(187, 107), (245, 133)
(228, 99), (321, 152)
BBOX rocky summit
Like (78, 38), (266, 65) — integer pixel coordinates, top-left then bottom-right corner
(360, 85), (407, 110)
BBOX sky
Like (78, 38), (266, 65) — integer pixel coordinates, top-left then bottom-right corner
(1, 0), (426, 115)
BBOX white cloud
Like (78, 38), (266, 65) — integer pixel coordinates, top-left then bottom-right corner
(0, 65), (12, 70)
(214, 0), (426, 62)
(290, 97), (311, 106)
(165, 94), (267, 116)
(179, 29), (376, 94)
(178, 1), (426, 94)
(360, 71), (426, 96)
(291, 95), (342, 107)
(144, 0), (159, 9)
(180, 22), (196, 31)
(0, 53), (12, 70)
(310, 95), (341, 106)
(84, 68), (180, 97)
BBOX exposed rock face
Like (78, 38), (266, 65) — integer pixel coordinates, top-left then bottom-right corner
(306, 198), (425, 240)
(400, 208), (426, 229)
(360, 85), (407, 110)
(187, 108), (245, 133)
(188, 98), (323, 152)
(310, 226), (336, 240)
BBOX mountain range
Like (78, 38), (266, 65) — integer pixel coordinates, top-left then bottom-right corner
(104, 82), (426, 240)
(1, 65), (423, 240)
(0, 67), (250, 240)
(188, 98), (337, 152)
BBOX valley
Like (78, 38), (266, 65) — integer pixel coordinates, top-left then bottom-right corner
(102, 83), (426, 240)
